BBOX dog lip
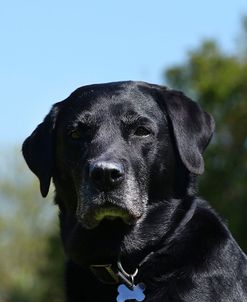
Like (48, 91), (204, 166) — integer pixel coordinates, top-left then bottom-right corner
(83, 205), (140, 229)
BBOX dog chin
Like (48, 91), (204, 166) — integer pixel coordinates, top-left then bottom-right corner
(66, 219), (131, 266)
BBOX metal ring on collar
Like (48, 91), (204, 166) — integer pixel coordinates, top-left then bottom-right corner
(117, 260), (138, 279)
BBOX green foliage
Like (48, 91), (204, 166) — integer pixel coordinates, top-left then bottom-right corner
(0, 148), (65, 302)
(165, 19), (247, 252)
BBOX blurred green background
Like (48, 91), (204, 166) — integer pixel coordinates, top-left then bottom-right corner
(0, 8), (247, 302)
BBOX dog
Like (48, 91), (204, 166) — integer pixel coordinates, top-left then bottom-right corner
(22, 81), (247, 301)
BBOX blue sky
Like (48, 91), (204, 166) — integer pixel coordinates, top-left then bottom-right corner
(1, 0), (246, 145)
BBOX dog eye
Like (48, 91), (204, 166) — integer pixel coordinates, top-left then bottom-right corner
(69, 124), (92, 140)
(70, 129), (82, 139)
(133, 126), (151, 137)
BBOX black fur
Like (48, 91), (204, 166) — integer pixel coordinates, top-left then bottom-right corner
(22, 81), (247, 301)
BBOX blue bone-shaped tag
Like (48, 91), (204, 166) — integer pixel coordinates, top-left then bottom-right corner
(117, 283), (145, 302)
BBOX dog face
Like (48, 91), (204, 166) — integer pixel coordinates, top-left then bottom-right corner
(55, 83), (174, 228)
(22, 81), (214, 265)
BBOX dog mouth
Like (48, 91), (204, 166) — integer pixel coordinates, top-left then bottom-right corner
(82, 205), (138, 230)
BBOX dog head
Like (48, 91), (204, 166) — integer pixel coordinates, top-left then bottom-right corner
(22, 81), (214, 265)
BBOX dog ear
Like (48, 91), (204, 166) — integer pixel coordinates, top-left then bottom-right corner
(22, 104), (60, 197)
(162, 89), (215, 175)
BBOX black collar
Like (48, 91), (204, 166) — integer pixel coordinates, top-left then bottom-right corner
(90, 252), (154, 289)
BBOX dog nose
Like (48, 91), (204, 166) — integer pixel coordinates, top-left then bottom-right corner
(89, 161), (125, 191)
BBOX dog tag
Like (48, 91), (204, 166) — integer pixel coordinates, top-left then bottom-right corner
(116, 283), (145, 302)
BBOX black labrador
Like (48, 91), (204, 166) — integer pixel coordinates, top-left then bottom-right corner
(22, 81), (247, 302)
